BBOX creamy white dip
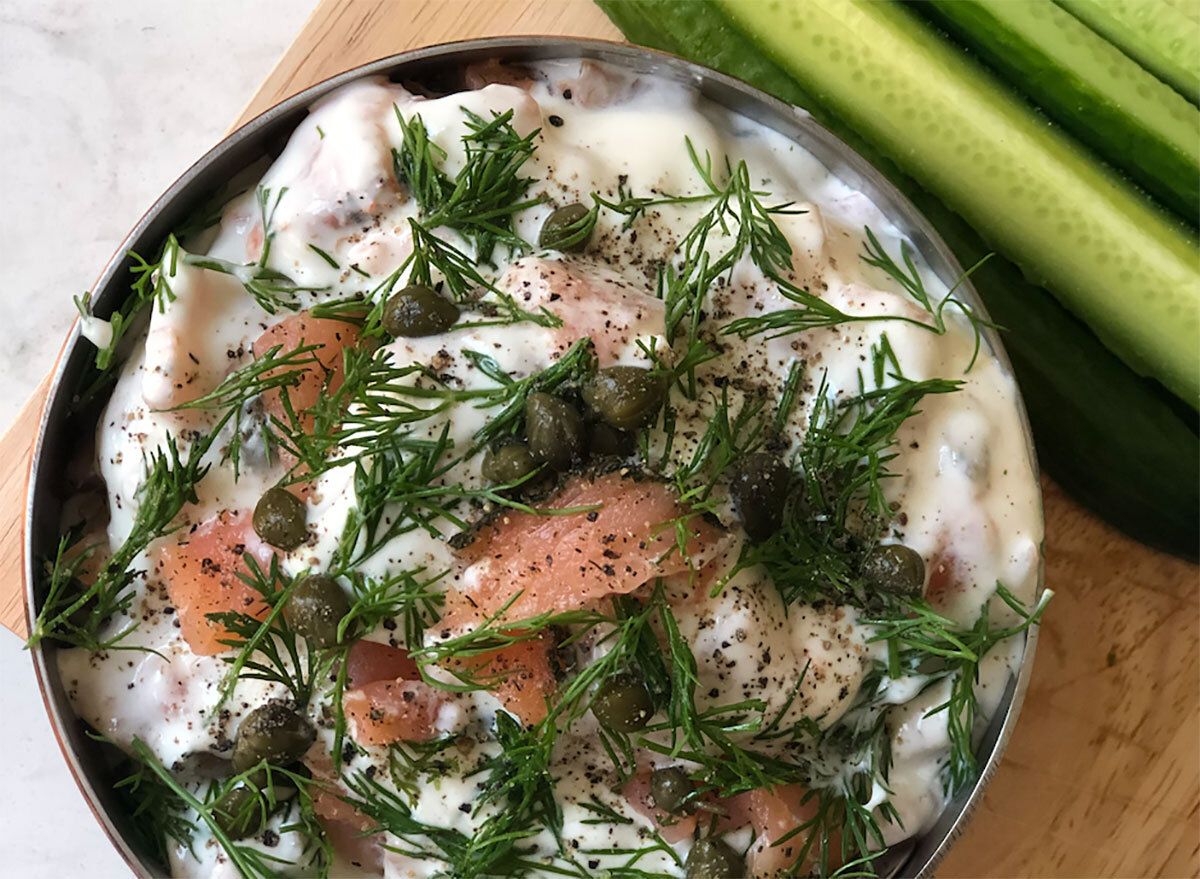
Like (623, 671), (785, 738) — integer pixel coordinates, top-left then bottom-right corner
(56, 58), (1042, 878)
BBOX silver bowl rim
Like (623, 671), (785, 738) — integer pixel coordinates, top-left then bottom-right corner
(24, 35), (1045, 879)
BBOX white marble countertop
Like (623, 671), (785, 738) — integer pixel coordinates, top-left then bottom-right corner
(0, 1), (313, 874)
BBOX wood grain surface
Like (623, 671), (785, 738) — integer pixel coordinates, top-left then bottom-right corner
(3, 1), (1197, 876)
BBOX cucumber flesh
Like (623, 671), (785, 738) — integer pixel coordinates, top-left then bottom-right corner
(596, 0), (1199, 558)
(713, 0), (1199, 406)
(923, 0), (1200, 219)
(1058, 0), (1200, 102)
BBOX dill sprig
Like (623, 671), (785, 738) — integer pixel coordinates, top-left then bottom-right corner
(393, 106), (545, 264)
(466, 712), (563, 867)
(183, 252), (324, 316)
(385, 736), (462, 803)
(207, 557), (334, 709)
(342, 717), (559, 879)
(184, 186), (328, 314)
(166, 341), (323, 477)
(73, 235), (181, 405)
(274, 338), (595, 485)
(860, 227), (996, 371)
(29, 434), (210, 649)
(338, 568), (448, 653)
(127, 739), (331, 879)
(105, 734), (197, 864)
(732, 371), (961, 610)
(864, 583), (1052, 793)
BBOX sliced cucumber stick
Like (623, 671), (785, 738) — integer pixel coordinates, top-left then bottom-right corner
(1058, 0), (1200, 101)
(714, 0), (1199, 405)
(923, 0), (1200, 218)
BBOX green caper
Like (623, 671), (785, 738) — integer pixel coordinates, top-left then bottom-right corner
(649, 766), (696, 815)
(481, 441), (538, 485)
(588, 421), (634, 458)
(538, 203), (593, 252)
(685, 838), (744, 879)
(727, 452), (790, 543)
(285, 574), (350, 649)
(231, 702), (316, 773)
(211, 783), (265, 840)
(581, 367), (667, 431)
(381, 284), (460, 337)
(525, 392), (584, 471)
(861, 543), (926, 598)
(253, 487), (307, 550)
(591, 673), (654, 732)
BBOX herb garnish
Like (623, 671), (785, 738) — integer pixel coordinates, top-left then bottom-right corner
(29, 434), (209, 649)
(729, 371), (961, 610)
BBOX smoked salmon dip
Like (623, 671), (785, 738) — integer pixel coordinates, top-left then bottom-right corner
(41, 58), (1045, 878)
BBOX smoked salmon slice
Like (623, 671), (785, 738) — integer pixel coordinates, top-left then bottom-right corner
(252, 312), (360, 428)
(449, 471), (725, 625)
(345, 639), (420, 688)
(720, 783), (826, 876)
(157, 509), (275, 655)
(344, 680), (444, 745)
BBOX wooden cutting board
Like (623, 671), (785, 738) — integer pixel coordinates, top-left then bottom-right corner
(3, 1), (1196, 876)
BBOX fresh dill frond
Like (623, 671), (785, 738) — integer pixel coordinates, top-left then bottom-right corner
(667, 382), (769, 509)
(166, 341), (322, 477)
(208, 557), (334, 709)
(183, 252), (324, 315)
(718, 274), (873, 342)
(127, 739), (330, 879)
(73, 235), (181, 405)
(339, 568), (448, 653)
(386, 737), (461, 803)
(392, 106), (545, 264)
(732, 371), (960, 610)
(30, 434), (210, 649)
(467, 712), (563, 864)
(412, 595), (608, 694)
(860, 226), (997, 371)
(105, 734), (197, 863)
(864, 583), (1052, 794)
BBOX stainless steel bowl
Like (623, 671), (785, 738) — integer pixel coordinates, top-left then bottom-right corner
(25, 36), (1044, 879)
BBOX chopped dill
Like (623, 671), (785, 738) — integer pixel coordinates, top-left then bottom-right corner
(206, 557), (335, 709)
(730, 371), (961, 610)
(29, 434), (210, 649)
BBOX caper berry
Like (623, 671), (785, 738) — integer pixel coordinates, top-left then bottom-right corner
(252, 487), (308, 550)
(481, 441), (538, 485)
(525, 392), (584, 471)
(861, 543), (926, 598)
(231, 702), (316, 773)
(538, 203), (593, 252)
(285, 574), (350, 649)
(588, 421), (634, 458)
(728, 452), (790, 542)
(591, 673), (654, 732)
(381, 284), (460, 337)
(581, 366), (667, 431)
(649, 766), (696, 815)
(211, 783), (265, 840)
(685, 838), (744, 879)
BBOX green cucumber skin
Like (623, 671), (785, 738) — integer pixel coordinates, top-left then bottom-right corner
(921, 0), (1200, 219)
(1058, 0), (1200, 102)
(714, 0), (1199, 406)
(596, 0), (1199, 558)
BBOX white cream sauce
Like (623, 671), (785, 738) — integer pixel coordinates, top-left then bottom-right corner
(58, 58), (1042, 878)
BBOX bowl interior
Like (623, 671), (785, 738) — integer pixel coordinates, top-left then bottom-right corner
(26, 37), (1042, 879)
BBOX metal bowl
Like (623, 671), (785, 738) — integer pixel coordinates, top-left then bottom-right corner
(25, 36), (1044, 879)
